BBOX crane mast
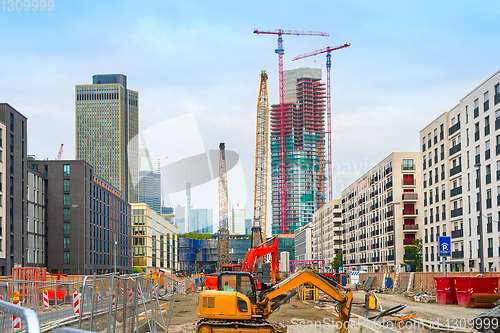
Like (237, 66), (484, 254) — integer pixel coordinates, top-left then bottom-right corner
(56, 144), (64, 160)
(253, 28), (329, 234)
(217, 143), (230, 270)
(252, 71), (269, 247)
(292, 43), (351, 201)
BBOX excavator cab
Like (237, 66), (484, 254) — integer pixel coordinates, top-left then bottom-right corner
(217, 272), (257, 304)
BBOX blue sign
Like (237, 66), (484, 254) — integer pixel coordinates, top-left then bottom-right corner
(338, 267), (343, 273)
(406, 265), (411, 272)
(439, 236), (451, 257)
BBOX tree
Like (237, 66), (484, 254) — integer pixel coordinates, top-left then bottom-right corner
(133, 267), (144, 273)
(331, 250), (343, 272)
(178, 232), (212, 239)
(403, 239), (423, 272)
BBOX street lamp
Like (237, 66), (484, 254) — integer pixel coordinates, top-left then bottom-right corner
(475, 163), (485, 274)
(72, 204), (80, 275)
(393, 202), (401, 273)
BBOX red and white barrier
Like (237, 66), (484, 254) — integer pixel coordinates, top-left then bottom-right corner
(120, 286), (124, 296)
(43, 290), (49, 308)
(182, 279), (185, 291)
(12, 291), (21, 329)
(73, 290), (80, 315)
(127, 288), (133, 303)
(111, 294), (116, 307)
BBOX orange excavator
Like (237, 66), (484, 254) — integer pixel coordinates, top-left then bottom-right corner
(206, 237), (280, 290)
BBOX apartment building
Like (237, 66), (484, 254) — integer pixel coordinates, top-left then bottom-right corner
(131, 203), (178, 273)
(311, 198), (342, 265)
(294, 222), (313, 261)
(423, 70), (500, 273)
(341, 153), (421, 273)
(26, 167), (47, 267)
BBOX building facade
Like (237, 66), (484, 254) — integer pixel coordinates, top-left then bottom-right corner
(0, 121), (6, 272)
(28, 160), (132, 275)
(26, 167), (47, 267)
(231, 202), (245, 234)
(0, 104), (27, 276)
(420, 112), (452, 273)
(421, 69), (500, 273)
(312, 198), (342, 265)
(75, 74), (139, 203)
(341, 152), (421, 273)
(294, 222), (313, 261)
(131, 203), (178, 273)
(270, 68), (326, 235)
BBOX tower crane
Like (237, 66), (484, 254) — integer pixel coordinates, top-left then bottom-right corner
(252, 71), (269, 247)
(217, 143), (230, 270)
(253, 29), (329, 234)
(292, 43), (351, 201)
(56, 144), (64, 160)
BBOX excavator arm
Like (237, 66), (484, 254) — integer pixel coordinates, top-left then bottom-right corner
(240, 237), (279, 284)
(257, 268), (353, 333)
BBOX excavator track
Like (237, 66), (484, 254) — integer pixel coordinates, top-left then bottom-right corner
(196, 318), (287, 333)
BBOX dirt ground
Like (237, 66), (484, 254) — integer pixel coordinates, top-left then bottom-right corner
(164, 290), (492, 332)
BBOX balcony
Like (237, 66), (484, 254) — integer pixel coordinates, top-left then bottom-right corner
(476, 201), (481, 212)
(386, 240), (394, 247)
(487, 223), (493, 233)
(404, 252), (416, 261)
(488, 248), (493, 258)
(423, 161), (426, 170)
(385, 181), (393, 190)
(430, 235), (434, 243)
(402, 192), (418, 201)
(440, 131), (444, 140)
(428, 139), (431, 148)
(403, 224), (419, 231)
(450, 186), (462, 197)
(450, 207), (463, 218)
(449, 121), (461, 136)
(485, 125), (491, 137)
(449, 143), (461, 156)
(450, 164), (462, 177)
(442, 191), (446, 200)
(484, 100), (490, 112)
(430, 215), (434, 223)
(451, 229), (463, 239)
(474, 107), (479, 118)
(434, 155), (438, 164)
(487, 198), (492, 209)
(496, 117), (500, 131)
(442, 211), (446, 220)
(424, 199), (427, 206)
(402, 208), (418, 216)
(452, 251), (464, 259)
(386, 210), (393, 218)
(387, 255), (394, 261)
(495, 92), (500, 105)
(486, 149), (491, 160)
(441, 151), (445, 160)
(402, 164), (416, 171)
(475, 131), (480, 142)
(386, 225), (394, 232)
(402, 179), (416, 186)
(476, 178), (480, 188)
(486, 173), (491, 184)
(424, 217), (428, 225)
(434, 136), (438, 145)
(422, 143), (426, 152)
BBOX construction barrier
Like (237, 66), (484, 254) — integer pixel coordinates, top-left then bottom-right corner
(12, 291), (21, 329)
(43, 290), (49, 308)
(73, 290), (80, 315)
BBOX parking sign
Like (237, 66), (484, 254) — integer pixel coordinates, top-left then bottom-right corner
(439, 236), (451, 257)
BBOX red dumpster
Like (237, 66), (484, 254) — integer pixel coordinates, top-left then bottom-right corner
(455, 277), (500, 307)
(434, 277), (457, 304)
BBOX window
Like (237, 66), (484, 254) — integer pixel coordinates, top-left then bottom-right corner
(63, 164), (70, 177)
(64, 252), (70, 264)
(402, 159), (414, 170)
(63, 208), (70, 220)
(466, 106), (469, 123)
(64, 222), (70, 234)
(63, 179), (70, 192)
(63, 237), (70, 249)
(63, 193), (70, 206)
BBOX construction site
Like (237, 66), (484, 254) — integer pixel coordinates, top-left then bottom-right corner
(1, 28), (500, 333)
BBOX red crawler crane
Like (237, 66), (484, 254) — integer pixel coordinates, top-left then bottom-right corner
(253, 29), (329, 234)
(56, 144), (64, 160)
(292, 43), (351, 201)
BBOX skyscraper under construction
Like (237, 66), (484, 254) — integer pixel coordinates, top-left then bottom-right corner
(271, 68), (326, 235)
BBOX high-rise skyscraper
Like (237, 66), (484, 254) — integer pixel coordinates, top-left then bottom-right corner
(138, 149), (164, 213)
(270, 68), (326, 235)
(75, 74), (139, 202)
(232, 203), (246, 234)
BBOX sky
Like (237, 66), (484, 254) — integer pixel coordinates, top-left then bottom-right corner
(1, 0), (500, 233)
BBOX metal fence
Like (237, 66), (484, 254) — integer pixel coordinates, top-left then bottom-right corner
(0, 271), (191, 333)
(357, 271), (500, 294)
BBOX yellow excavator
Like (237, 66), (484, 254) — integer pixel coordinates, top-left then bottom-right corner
(197, 267), (353, 333)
